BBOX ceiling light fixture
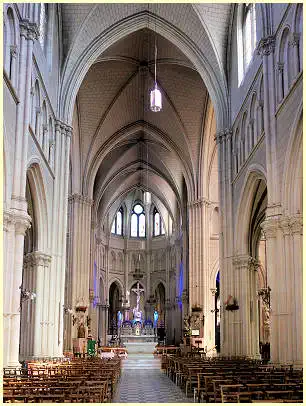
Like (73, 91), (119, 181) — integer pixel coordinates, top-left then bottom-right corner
(150, 15), (162, 112)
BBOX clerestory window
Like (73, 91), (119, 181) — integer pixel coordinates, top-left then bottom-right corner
(111, 207), (123, 236)
(131, 203), (146, 237)
(238, 3), (257, 84)
(153, 208), (165, 237)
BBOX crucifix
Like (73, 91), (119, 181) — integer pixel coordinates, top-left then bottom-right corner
(131, 282), (145, 313)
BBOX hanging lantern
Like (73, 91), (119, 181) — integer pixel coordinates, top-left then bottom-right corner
(150, 43), (162, 112)
(143, 191), (151, 205)
(150, 83), (162, 112)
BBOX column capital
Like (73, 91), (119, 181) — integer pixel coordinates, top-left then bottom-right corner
(187, 197), (211, 208)
(69, 194), (94, 207)
(289, 214), (302, 235)
(3, 209), (31, 235)
(20, 20), (39, 41)
(261, 216), (280, 238)
(210, 288), (217, 296)
(256, 35), (276, 57)
(10, 44), (18, 58)
(232, 255), (259, 270)
(289, 32), (300, 47)
(182, 289), (189, 304)
(55, 120), (73, 137)
(25, 251), (51, 267)
(215, 128), (232, 144)
(276, 62), (284, 73)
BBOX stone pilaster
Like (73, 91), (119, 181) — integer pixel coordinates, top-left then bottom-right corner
(49, 121), (72, 357)
(257, 35), (280, 208)
(289, 33), (300, 77)
(3, 210), (31, 367)
(261, 214), (302, 366)
(228, 255), (260, 358)
(68, 194), (93, 343)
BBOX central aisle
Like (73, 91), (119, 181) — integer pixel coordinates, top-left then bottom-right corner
(113, 354), (192, 403)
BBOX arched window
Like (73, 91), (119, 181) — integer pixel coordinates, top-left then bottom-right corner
(5, 8), (18, 86)
(243, 4), (256, 68)
(153, 208), (165, 237)
(238, 4), (256, 83)
(39, 3), (48, 50)
(111, 207), (123, 236)
(131, 203), (145, 237)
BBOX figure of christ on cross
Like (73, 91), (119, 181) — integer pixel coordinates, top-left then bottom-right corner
(132, 282), (145, 322)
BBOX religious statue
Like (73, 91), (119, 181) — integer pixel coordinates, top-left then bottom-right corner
(78, 322), (86, 338)
(132, 282), (144, 323)
(153, 310), (159, 328)
(117, 310), (123, 328)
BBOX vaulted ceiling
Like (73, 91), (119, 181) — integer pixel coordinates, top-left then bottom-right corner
(66, 4), (225, 228)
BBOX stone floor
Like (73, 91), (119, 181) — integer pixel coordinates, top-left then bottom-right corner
(113, 353), (193, 403)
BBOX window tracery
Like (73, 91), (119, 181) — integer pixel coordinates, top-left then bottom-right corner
(111, 207), (123, 236)
(131, 203), (145, 237)
(153, 207), (165, 237)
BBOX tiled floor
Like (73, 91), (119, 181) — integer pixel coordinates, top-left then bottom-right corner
(113, 354), (192, 403)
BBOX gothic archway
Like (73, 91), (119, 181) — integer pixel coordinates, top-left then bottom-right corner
(108, 281), (122, 335)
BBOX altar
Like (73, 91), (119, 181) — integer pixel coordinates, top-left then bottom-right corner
(117, 282), (158, 351)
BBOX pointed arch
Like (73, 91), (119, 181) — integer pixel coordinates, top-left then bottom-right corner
(235, 165), (267, 254)
(281, 104), (303, 215)
(26, 162), (49, 252)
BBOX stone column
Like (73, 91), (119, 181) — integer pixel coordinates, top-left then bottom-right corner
(276, 63), (284, 103)
(105, 245), (110, 338)
(257, 36), (280, 208)
(12, 20), (37, 201)
(68, 194), (93, 340)
(42, 125), (48, 156)
(41, 254), (52, 356)
(9, 44), (18, 87)
(49, 121), (72, 357)
(289, 33), (300, 79)
(231, 256), (260, 357)
(262, 214), (302, 366)
(290, 215), (303, 367)
(257, 99), (264, 139)
(31, 252), (46, 357)
(3, 211), (31, 367)
(165, 246), (170, 334)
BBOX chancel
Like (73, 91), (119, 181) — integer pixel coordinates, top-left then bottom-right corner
(3, 2), (303, 403)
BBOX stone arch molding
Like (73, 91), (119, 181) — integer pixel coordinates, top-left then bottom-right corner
(234, 164), (267, 254)
(152, 279), (166, 295)
(209, 259), (219, 290)
(59, 9), (228, 130)
(26, 160), (50, 253)
(108, 277), (124, 298)
(281, 103), (303, 216)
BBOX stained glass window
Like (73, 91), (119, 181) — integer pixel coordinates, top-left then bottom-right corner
(154, 212), (160, 236)
(139, 214), (145, 237)
(131, 213), (138, 237)
(130, 203), (146, 237)
(153, 208), (165, 237)
(111, 207), (123, 236)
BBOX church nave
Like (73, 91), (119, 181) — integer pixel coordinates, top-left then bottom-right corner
(113, 354), (192, 403)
